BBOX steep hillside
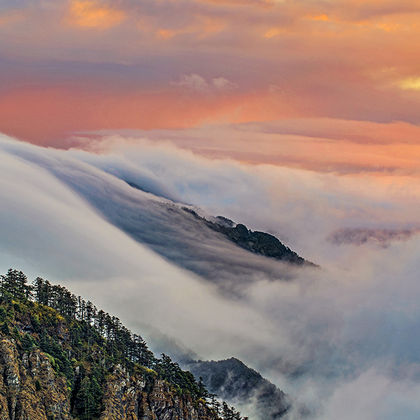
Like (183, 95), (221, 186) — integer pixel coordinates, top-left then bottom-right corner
(0, 269), (246, 420)
(187, 358), (290, 420)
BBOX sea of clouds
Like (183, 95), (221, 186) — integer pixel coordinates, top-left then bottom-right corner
(1, 133), (420, 419)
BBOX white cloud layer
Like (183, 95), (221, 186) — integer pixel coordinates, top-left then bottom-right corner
(1, 133), (420, 419)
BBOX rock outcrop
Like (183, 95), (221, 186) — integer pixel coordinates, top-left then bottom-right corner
(101, 367), (216, 420)
(0, 338), (70, 420)
(0, 337), (220, 420)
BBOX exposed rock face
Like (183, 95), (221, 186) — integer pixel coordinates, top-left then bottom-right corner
(101, 367), (217, 420)
(0, 338), (70, 420)
(0, 338), (219, 420)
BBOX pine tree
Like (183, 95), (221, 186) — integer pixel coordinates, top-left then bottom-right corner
(1, 269), (32, 300)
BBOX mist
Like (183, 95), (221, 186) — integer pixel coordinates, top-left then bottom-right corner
(1, 133), (420, 419)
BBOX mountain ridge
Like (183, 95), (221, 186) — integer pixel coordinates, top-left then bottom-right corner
(187, 358), (290, 420)
(182, 207), (315, 267)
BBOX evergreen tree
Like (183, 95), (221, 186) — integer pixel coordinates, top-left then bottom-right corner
(1, 269), (32, 300)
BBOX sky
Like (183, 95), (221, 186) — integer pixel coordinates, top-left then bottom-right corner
(1, 0), (420, 176)
(1, 1), (420, 419)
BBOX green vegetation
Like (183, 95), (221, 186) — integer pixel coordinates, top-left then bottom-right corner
(182, 207), (314, 266)
(0, 269), (246, 420)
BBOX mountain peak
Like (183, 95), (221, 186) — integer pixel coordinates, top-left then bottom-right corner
(182, 207), (316, 267)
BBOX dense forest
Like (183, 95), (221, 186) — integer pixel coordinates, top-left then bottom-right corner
(0, 268), (246, 420)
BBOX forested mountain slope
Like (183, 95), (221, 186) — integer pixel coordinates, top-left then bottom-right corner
(0, 269), (246, 420)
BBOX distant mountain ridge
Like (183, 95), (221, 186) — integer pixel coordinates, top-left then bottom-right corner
(187, 358), (291, 420)
(124, 178), (314, 267)
(183, 208), (315, 266)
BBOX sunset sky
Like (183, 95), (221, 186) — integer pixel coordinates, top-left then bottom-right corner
(1, 0), (420, 174)
(2, 3), (420, 418)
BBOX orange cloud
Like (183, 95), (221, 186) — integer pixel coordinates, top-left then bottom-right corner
(264, 27), (285, 38)
(375, 22), (401, 31)
(397, 77), (420, 90)
(306, 14), (330, 22)
(157, 29), (177, 40)
(67, 0), (125, 29)
(156, 15), (225, 40)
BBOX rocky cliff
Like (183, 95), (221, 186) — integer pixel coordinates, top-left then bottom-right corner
(101, 367), (217, 420)
(0, 336), (220, 420)
(0, 337), (70, 420)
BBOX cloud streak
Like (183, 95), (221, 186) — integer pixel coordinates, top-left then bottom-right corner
(87, 119), (420, 176)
